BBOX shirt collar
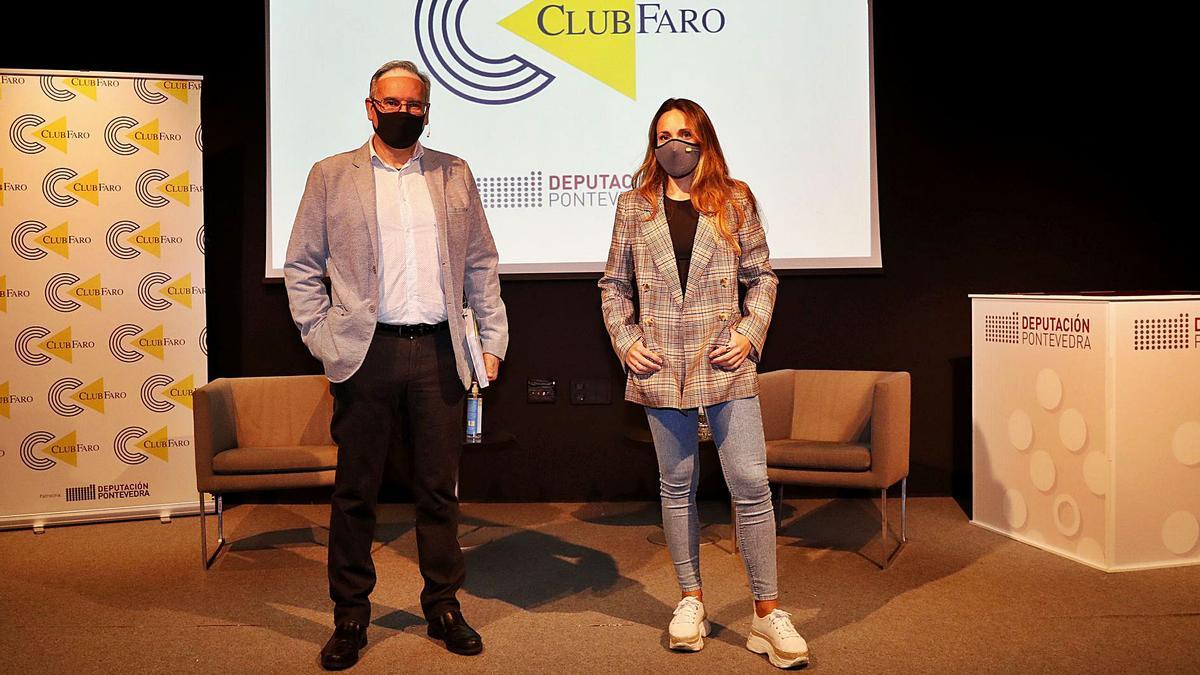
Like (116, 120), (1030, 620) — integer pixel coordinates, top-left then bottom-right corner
(369, 137), (425, 174)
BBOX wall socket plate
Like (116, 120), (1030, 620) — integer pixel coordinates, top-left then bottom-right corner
(527, 378), (556, 403)
(570, 378), (611, 405)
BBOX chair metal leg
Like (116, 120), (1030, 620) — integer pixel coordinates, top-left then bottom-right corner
(881, 488), (889, 565)
(879, 478), (908, 569)
(199, 494), (205, 567)
(199, 492), (227, 570)
(731, 497), (739, 555)
(774, 483), (785, 530)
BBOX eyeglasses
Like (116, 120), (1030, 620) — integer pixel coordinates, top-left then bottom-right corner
(369, 98), (429, 115)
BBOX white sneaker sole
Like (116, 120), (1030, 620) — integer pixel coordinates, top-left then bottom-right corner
(746, 633), (809, 669)
(669, 619), (710, 652)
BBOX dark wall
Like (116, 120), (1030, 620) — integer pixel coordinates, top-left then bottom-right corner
(3, 4), (1190, 503)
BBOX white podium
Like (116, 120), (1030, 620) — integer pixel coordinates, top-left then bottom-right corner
(971, 293), (1200, 571)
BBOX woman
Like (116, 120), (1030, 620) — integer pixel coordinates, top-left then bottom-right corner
(598, 99), (807, 669)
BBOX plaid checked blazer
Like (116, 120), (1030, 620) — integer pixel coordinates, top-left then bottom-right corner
(598, 186), (778, 409)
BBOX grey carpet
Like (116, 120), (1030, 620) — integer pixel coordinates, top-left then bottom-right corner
(1, 498), (1197, 674)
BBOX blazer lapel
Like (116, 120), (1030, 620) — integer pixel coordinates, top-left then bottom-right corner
(643, 191), (684, 309)
(683, 210), (719, 305)
(422, 151), (455, 298)
(350, 142), (380, 261)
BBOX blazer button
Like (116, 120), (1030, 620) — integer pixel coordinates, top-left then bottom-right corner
(644, 317), (654, 326)
(368, 304), (376, 313)
(642, 283), (651, 291)
(717, 311), (729, 321)
(720, 277), (729, 287)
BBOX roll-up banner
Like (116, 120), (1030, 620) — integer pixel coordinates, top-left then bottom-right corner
(1, 69), (209, 530)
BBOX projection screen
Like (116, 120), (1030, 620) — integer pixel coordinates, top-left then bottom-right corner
(266, 0), (878, 277)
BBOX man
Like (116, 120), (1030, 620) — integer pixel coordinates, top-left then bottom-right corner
(284, 60), (508, 670)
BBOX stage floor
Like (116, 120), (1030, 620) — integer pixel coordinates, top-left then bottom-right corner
(1, 498), (1197, 673)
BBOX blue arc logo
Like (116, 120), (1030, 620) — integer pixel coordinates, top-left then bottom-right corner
(415, 0), (555, 105)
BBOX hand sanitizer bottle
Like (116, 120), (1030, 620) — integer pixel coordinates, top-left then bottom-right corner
(466, 382), (483, 443)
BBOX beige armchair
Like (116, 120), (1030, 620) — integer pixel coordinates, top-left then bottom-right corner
(193, 375), (337, 568)
(758, 369), (911, 567)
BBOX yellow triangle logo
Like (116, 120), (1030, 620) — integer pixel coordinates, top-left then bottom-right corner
(69, 274), (104, 310)
(49, 431), (79, 466)
(136, 426), (172, 461)
(127, 118), (161, 154)
(70, 377), (107, 414)
(66, 169), (101, 206)
(159, 273), (194, 308)
(0, 276), (7, 313)
(165, 375), (195, 409)
(66, 79), (97, 100)
(35, 222), (71, 259)
(158, 171), (191, 206)
(133, 324), (166, 360)
(0, 381), (10, 418)
(38, 326), (74, 363)
(156, 80), (189, 103)
(34, 117), (70, 153)
(500, 0), (637, 100)
(127, 221), (162, 257)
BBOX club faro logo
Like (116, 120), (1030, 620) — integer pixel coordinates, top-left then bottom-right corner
(104, 117), (181, 155)
(0, 168), (30, 206)
(15, 325), (94, 366)
(1, 275), (32, 312)
(42, 167), (121, 207)
(9, 114), (91, 154)
(20, 430), (98, 470)
(106, 220), (181, 259)
(114, 426), (188, 465)
(109, 323), (185, 363)
(135, 169), (201, 207)
(134, 78), (201, 104)
(45, 272), (123, 312)
(140, 374), (195, 412)
(1, 381), (35, 418)
(417, 1), (727, 105)
(41, 75), (118, 101)
(138, 272), (204, 310)
(11, 220), (89, 260)
(48, 377), (126, 417)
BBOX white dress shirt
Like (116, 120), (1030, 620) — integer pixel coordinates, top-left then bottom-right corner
(369, 139), (448, 325)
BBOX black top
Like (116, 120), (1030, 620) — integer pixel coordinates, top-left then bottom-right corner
(664, 196), (699, 291)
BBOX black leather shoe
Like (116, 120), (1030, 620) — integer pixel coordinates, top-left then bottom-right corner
(427, 610), (483, 655)
(320, 621), (367, 671)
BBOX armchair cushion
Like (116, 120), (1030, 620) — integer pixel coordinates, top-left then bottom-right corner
(766, 439), (872, 472)
(212, 445), (338, 475)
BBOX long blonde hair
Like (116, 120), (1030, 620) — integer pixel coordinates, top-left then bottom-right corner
(632, 98), (758, 255)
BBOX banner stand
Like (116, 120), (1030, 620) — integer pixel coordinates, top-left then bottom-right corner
(1, 69), (208, 531)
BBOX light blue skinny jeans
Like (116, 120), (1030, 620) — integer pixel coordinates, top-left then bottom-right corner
(645, 396), (778, 600)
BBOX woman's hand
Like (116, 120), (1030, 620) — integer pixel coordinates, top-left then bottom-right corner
(709, 331), (752, 371)
(626, 339), (664, 374)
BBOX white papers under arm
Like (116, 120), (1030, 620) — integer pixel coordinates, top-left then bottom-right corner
(462, 306), (489, 389)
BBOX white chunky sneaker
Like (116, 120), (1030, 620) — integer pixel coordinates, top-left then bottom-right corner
(668, 596), (710, 651)
(747, 609), (809, 668)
